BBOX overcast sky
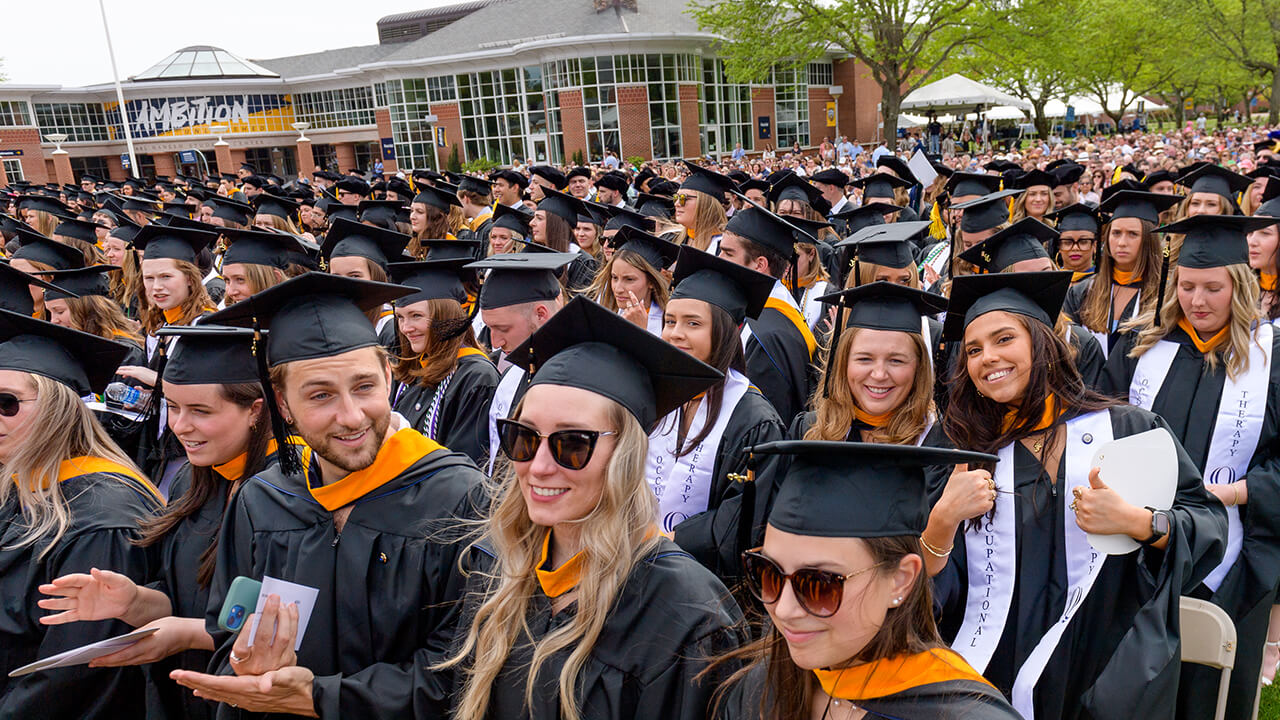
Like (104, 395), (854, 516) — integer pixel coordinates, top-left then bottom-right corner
(1, 0), (458, 87)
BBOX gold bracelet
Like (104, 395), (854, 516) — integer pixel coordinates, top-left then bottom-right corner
(1232, 483), (1241, 506)
(920, 537), (953, 558)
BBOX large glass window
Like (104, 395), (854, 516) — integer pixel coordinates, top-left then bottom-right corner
(3, 159), (24, 184)
(0, 101), (32, 127)
(34, 102), (112, 142)
(292, 87), (375, 129)
(70, 156), (111, 180)
(702, 58), (753, 156)
(385, 79), (437, 171)
(772, 66), (809, 149)
(808, 62), (833, 88)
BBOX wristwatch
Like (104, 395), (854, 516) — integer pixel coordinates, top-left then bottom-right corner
(1140, 506), (1170, 546)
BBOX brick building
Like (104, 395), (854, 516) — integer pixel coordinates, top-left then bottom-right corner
(0, 0), (882, 186)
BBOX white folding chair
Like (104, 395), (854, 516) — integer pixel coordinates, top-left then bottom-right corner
(1179, 596), (1237, 720)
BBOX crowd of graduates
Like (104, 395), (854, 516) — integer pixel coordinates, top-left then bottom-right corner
(2, 120), (1280, 719)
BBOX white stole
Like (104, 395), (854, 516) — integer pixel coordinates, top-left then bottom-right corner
(799, 280), (830, 330)
(644, 369), (750, 534)
(956, 410), (1113, 720)
(646, 301), (664, 337)
(375, 305), (395, 337)
(486, 365), (525, 475)
(1129, 322), (1272, 591)
(1090, 285), (1141, 359)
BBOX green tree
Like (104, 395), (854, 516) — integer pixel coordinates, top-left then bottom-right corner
(1191, 0), (1280, 123)
(690, 0), (1011, 142)
(1071, 0), (1177, 129)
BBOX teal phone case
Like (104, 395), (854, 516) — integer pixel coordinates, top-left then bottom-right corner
(217, 576), (261, 633)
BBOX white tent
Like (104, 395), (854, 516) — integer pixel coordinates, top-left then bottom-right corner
(1044, 93), (1169, 119)
(981, 106), (1026, 121)
(900, 74), (1031, 113)
(899, 113), (929, 128)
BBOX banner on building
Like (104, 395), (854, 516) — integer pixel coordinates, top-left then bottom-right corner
(826, 102), (836, 127)
(105, 95), (296, 140)
(381, 138), (396, 160)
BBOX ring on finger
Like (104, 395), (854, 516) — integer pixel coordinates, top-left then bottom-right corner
(1070, 499), (1079, 512)
(229, 650), (248, 664)
(987, 477), (995, 491)
(990, 489), (997, 502)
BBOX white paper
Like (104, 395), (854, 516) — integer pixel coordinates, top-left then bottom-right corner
(246, 575), (319, 651)
(1085, 428), (1179, 555)
(8, 627), (159, 677)
(907, 149), (939, 186)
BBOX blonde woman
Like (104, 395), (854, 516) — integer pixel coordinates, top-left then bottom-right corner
(674, 162), (733, 251)
(1105, 214), (1280, 720)
(440, 297), (743, 720)
(0, 309), (161, 719)
(1010, 169), (1055, 223)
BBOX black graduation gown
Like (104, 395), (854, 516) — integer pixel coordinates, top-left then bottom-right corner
(96, 340), (150, 459)
(205, 441), (485, 720)
(1104, 326), (1280, 720)
(929, 405), (1227, 720)
(393, 353), (499, 466)
(565, 251), (600, 294)
(452, 538), (747, 719)
(670, 388), (785, 582)
(716, 662), (1022, 719)
(1063, 275), (1142, 357)
(744, 308), (813, 426)
(0, 471), (161, 719)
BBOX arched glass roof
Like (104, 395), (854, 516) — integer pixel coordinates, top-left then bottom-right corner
(132, 46), (279, 81)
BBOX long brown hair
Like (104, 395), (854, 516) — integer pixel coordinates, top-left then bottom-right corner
(408, 204), (451, 259)
(587, 249), (671, 312)
(140, 259), (214, 334)
(655, 304), (746, 456)
(706, 535), (940, 719)
(393, 297), (480, 386)
(112, 247), (145, 316)
(538, 211), (574, 252)
(1077, 219), (1162, 334)
(65, 295), (142, 345)
(807, 326), (934, 445)
(135, 383), (269, 586)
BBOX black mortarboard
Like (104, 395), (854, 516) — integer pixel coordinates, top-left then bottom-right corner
(724, 204), (801, 260)
(768, 172), (829, 213)
(737, 178), (771, 195)
(955, 189), (1022, 232)
(958, 218), (1056, 272)
(239, 162), (256, 174)
(413, 185), (462, 212)
(220, 228), (306, 270)
(611, 225), (681, 270)
(1143, 169), (1177, 187)
(17, 195), (71, 218)
(601, 204), (653, 233)
(1156, 215), (1280, 269)
(578, 203), (608, 227)
(529, 165), (567, 190)
(0, 309), (129, 395)
(385, 177), (414, 199)
(836, 221), (929, 269)
(820, 281), (947, 334)
(356, 199), (406, 229)
(946, 172), (1002, 199)
(830, 202), (898, 235)
(635, 193), (675, 219)
(11, 231), (87, 270)
(492, 203), (533, 236)
(537, 186), (587, 225)
(876, 156), (919, 186)
(668, 245), (773, 324)
(849, 172), (912, 200)
(52, 217), (104, 243)
(324, 202), (358, 224)
(810, 169), (850, 187)
(1254, 138), (1280, 155)
(1046, 203), (1101, 234)
(1097, 189), (1181, 225)
(206, 196), (254, 226)
(0, 262), (69, 313)
(386, 259), (469, 306)
(1175, 161), (1211, 182)
(1014, 169), (1055, 190)
(132, 224), (217, 264)
(467, 252), (575, 310)
(594, 172), (629, 193)
(680, 161), (735, 197)
(421, 237), (484, 262)
(242, 175), (267, 190)
(507, 296), (722, 429)
(335, 177), (371, 197)
(566, 167), (591, 182)
(321, 217), (411, 270)
(983, 159), (1020, 174)
(490, 168), (529, 189)
(42, 265), (114, 302)
(1257, 177), (1280, 217)
(457, 175), (494, 196)
(942, 270), (1073, 341)
(1177, 163), (1253, 200)
(157, 325), (260, 385)
(754, 440), (997, 537)
(252, 193), (300, 221)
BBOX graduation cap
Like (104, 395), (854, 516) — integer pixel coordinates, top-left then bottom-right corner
(849, 172), (912, 200)
(668, 245), (773, 325)
(132, 224), (218, 264)
(1013, 169), (1055, 190)
(0, 308), (131, 395)
(836, 221), (930, 272)
(566, 166), (591, 182)
(206, 196), (254, 226)
(492, 203), (534, 236)
(830, 202), (899, 236)
(356, 199), (406, 229)
(594, 172), (629, 194)
(876, 156), (919, 186)
(601, 204), (653, 233)
(252, 193), (300, 221)
(1257, 177), (1280, 217)
(490, 168), (529, 189)
(42, 265), (114, 302)
(768, 172), (829, 214)
(334, 177), (371, 197)
(17, 195), (72, 217)
(241, 175), (268, 190)
(239, 162), (257, 174)
(413, 185), (462, 212)
(647, 180), (679, 197)
(810, 168), (850, 188)
(11, 231), (87, 270)
(52, 217), (104, 243)
(1050, 163), (1086, 188)
(983, 159), (1020, 174)
(942, 270), (1073, 341)
(0, 262), (71, 313)
(420, 237), (484, 262)
(1143, 169), (1177, 188)
(529, 165), (567, 190)
(506, 296), (723, 429)
(945, 172), (1002, 200)
(1176, 163), (1252, 200)
(457, 175), (494, 197)
(467, 252), (575, 310)
(155, 325), (260, 386)
(537, 186), (587, 225)
(323, 201), (359, 224)
(1155, 215), (1280, 269)
(1046, 203), (1101, 234)
(954, 189), (1023, 233)
(386, 259), (470, 306)
(816, 281), (947, 396)
(385, 177), (414, 199)
(321, 217), (411, 270)
(736, 178), (771, 195)
(958, 218), (1056, 272)
(680, 161), (735, 197)
(635, 193), (675, 219)
(1097, 189), (1181, 225)
(724, 204), (802, 261)
(220, 227), (306, 270)
(749, 441), (997, 537)
(611, 225), (680, 270)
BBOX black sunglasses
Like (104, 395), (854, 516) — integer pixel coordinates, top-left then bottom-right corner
(742, 549), (887, 618)
(0, 392), (32, 417)
(495, 418), (617, 470)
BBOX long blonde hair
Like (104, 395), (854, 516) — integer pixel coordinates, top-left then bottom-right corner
(807, 326), (934, 444)
(441, 398), (658, 720)
(850, 261), (921, 289)
(1127, 263), (1262, 379)
(588, 249), (671, 312)
(0, 374), (150, 558)
(682, 189), (727, 251)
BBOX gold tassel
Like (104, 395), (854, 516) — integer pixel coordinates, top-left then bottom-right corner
(929, 202), (946, 240)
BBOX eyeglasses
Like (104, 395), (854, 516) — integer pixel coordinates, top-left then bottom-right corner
(1060, 237), (1095, 250)
(495, 418), (617, 470)
(673, 193), (690, 207)
(742, 549), (887, 618)
(0, 392), (33, 417)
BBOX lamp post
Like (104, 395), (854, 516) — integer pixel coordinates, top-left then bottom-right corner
(292, 122), (311, 142)
(292, 122), (314, 181)
(209, 124), (233, 177)
(45, 133), (73, 185)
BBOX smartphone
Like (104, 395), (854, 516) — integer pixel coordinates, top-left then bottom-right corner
(217, 576), (261, 633)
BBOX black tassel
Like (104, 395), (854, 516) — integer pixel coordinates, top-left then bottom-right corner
(790, 254), (801, 305)
(733, 457), (758, 562)
(253, 322), (302, 476)
(823, 301), (845, 398)
(1154, 239), (1171, 328)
